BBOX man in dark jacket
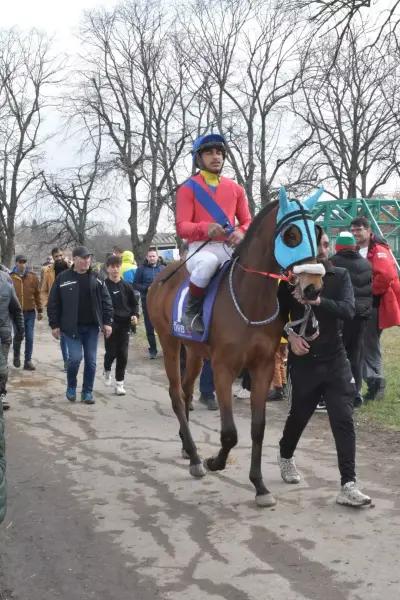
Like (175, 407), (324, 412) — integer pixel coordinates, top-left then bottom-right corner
(47, 246), (113, 404)
(331, 231), (372, 406)
(134, 248), (165, 358)
(103, 255), (139, 395)
(277, 229), (371, 507)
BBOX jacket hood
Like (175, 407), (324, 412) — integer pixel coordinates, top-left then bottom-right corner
(121, 250), (136, 266)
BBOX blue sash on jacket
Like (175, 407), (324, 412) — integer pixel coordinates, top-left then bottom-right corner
(184, 179), (234, 234)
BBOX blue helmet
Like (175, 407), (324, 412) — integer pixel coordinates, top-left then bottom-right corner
(192, 133), (227, 168)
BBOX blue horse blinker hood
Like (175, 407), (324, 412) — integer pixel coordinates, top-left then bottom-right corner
(274, 187), (323, 270)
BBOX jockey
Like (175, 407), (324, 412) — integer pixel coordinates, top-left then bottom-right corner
(176, 133), (252, 334)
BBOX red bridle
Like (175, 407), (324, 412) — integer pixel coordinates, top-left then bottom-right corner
(236, 262), (292, 283)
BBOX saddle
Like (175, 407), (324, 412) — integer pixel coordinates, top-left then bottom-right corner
(172, 260), (231, 342)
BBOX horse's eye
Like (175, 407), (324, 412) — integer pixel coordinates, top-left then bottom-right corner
(282, 225), (302, 248)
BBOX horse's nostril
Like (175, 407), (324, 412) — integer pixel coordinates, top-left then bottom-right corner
(304, 284), (319, 300)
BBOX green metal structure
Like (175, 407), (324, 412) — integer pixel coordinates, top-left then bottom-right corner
(312, 198), (400, 263)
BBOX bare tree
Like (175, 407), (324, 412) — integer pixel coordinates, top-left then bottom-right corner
(183, 0), (315, 213)
(296, 26), (400, 199)
(0, 29), (58, 266)
(40, 122), (110, 245)
(75, 0), (197, 262)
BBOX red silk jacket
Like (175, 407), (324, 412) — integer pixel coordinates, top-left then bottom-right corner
(368, 237), (400, 329)
(176, 173), (252, 243)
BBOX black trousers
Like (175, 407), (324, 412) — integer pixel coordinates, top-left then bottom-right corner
(141, 295), (157, 354)
(280, 352), (356, 486)
(342, 317), (367, 393)
(104, 321), (130, 381)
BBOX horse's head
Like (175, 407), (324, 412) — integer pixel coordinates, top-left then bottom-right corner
(275, 187), (325, 300)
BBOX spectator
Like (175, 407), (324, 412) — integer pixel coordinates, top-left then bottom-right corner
(11, 254), (43, 370)
(0, 399), (5, 523)
(0, 278), (24, 410)
(112, 246), (123, 258)
(41, 247), (70, 370)
(276, 227), (371, 507)
(120, 250), (137, 285)
(331, 231), (372, 406)
(350, 217), (400, 401)
(198, 359), (217, 410)
(268, 340), (288, 401)
(134, 248), (165, 359)
(103, 255), (139, 395)
(47, 245), (113, 404)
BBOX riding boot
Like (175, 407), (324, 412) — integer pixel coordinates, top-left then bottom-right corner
(182, 292), (205, 335)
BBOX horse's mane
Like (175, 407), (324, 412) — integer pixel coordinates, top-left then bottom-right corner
(233, 200), (278, 258)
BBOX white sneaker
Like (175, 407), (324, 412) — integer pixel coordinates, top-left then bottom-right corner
(103, 371), (112, 386)
(235, 387), (251, 399)
(277, 452), (301, 484)
(336, 482), (371, 507)
(115, 381), (126, 396)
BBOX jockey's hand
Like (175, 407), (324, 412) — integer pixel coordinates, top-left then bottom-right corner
(288, 332), (310, 356)
(208, 223), (226, 238)
(227, 229), (244, 247)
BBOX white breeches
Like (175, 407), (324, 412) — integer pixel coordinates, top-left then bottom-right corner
(186, 241), (232, 288)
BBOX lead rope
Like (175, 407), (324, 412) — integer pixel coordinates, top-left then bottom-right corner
(229, 257), (280, 326)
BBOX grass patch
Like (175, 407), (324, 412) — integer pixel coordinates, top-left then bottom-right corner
(360, 327), (400, 430)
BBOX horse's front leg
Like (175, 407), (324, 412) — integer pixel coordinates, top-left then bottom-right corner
(205, 366), (237, 472)
(249, 365), (277, 507)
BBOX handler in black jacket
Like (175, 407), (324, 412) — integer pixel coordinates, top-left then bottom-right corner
(277, 228), (371, 508)
(47, 246), (113, 404)
(103, 255), (139, 395)
(331, 231), (372, 406)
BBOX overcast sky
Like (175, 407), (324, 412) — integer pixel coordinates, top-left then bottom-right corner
(2, 1), (118, 37)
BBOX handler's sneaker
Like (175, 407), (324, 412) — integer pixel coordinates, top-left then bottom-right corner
(278, 452), (301, 484)
(115, 381), (126, 396)
(103, 370), (112, 386)
(235, 387), (251, 399)
(336, 482), (371, 507)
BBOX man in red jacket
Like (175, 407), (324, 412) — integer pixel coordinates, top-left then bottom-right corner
(176, 133), (251, 334)
(350, 216), (400, 401)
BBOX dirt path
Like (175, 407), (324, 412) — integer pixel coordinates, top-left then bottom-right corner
(1, 323), (399, 599)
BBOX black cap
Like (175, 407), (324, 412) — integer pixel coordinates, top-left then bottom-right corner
(72, 246), (92, 258)
(15, 254), (27, 263)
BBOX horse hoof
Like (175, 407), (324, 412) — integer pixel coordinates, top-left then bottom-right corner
(255, 493), (277, 507)
(190, 463), (207, 478)
(203, 457), (219, 472)
(181, 448), (190, 459)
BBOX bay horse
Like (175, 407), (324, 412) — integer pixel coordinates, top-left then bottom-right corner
(147, 187), (324, 506)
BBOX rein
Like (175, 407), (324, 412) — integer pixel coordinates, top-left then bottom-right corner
(235, 262), (290, 282)
(229, 257), (280, 326)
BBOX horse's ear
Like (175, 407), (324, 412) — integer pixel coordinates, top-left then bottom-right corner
(303, 187), (324, 211)
(278, 186), (289, 213)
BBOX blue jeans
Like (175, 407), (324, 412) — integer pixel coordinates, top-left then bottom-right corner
(200, 359), (215, 399)
(23, 310), (36, 362)
(60, 334), (69, 362)
(64, 325), (99, 393)
(142, 295), (157, 355)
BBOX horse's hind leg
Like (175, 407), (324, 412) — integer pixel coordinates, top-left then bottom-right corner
(159, 334), (206, 478)
(249, 366), (276, 507)
(205, 365), (237, 472)
(181, 346), (203, 420)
